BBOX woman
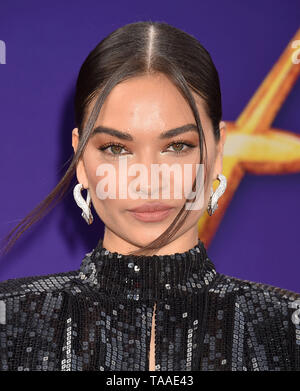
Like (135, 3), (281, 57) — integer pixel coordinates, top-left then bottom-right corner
(0, 21), (299, 372)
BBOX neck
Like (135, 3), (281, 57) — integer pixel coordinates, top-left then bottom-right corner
(79, 237), (217, 301)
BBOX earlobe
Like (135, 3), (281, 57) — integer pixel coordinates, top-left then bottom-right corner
(71, 127), (89, 189)
(76, 160), (89, 189)
(212, 155), (223, 182)
(212, 122), (226, 181)
(219, 121), (226, 130)
(72, 127), (79, 153)
(219, 121), (227, 145)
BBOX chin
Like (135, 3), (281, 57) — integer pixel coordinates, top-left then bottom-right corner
(127, 232), (167, 247)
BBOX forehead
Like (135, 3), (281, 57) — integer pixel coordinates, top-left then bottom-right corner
(90, 73), (211, 136)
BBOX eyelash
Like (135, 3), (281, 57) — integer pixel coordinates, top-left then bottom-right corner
(98, 139), (197, 157)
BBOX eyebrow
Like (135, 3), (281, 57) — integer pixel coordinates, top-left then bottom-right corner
(91, 123), (198, 141)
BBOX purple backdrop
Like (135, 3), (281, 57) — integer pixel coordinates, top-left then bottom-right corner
(0, 0), (299, 293)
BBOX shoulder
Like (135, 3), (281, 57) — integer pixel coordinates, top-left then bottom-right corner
(210, 274), (300, 370)
(0, 268), (80, 300)
(212, 272), (300, 300)
(0, 268), (82, 338)
(0, 268), (84, 371)
(211, 272), (300, 327)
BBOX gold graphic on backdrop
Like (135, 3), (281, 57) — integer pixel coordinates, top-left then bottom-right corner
(199, 28), (300, 248)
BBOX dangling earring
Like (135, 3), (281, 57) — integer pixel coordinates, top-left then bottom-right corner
(73, 183), (94, 225)
(207, 174), (227, 216)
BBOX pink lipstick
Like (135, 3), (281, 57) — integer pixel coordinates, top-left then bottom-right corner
(127, 202), (175, 223)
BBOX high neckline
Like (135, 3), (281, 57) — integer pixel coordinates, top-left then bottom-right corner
(78, 238), (217, 301)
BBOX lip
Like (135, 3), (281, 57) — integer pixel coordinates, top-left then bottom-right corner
(127, 202), (175, 223)
(128, 202), (174, 213)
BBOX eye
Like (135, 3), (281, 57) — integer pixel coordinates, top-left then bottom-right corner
(164, 140), (196, 154)
(98, 142), (130, 156)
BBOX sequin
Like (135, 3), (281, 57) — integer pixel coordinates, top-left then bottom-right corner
(0, 238), (299, 371)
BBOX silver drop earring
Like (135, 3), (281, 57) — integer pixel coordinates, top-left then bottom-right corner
(73, 183), (94, 225)
(207, 173), (227, 216)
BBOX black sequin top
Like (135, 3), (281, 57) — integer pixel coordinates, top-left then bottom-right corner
(0, 238), (300, 371)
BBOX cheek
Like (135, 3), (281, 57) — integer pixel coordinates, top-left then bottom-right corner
(88, 174), (125, 221)
(83, 154), (126, 213)
(175, 152), (204, 199)
(181, 151), (214, 211)
(83, 145), (115, 191)
(82, 149), (107, 202)
(84, 157), (100, 190)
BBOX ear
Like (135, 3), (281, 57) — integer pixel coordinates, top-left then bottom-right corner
(72, 127), (89, 189)
(212, 121), (227, 181)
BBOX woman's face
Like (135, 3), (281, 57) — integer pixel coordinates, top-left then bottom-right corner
(72, 73), (226, 253)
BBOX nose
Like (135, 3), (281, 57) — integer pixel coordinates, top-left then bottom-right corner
(128, 153), (169, 199)
(130, 164), (162, 199)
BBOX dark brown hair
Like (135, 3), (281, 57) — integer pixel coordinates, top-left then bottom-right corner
(1, 21), (222, 257)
